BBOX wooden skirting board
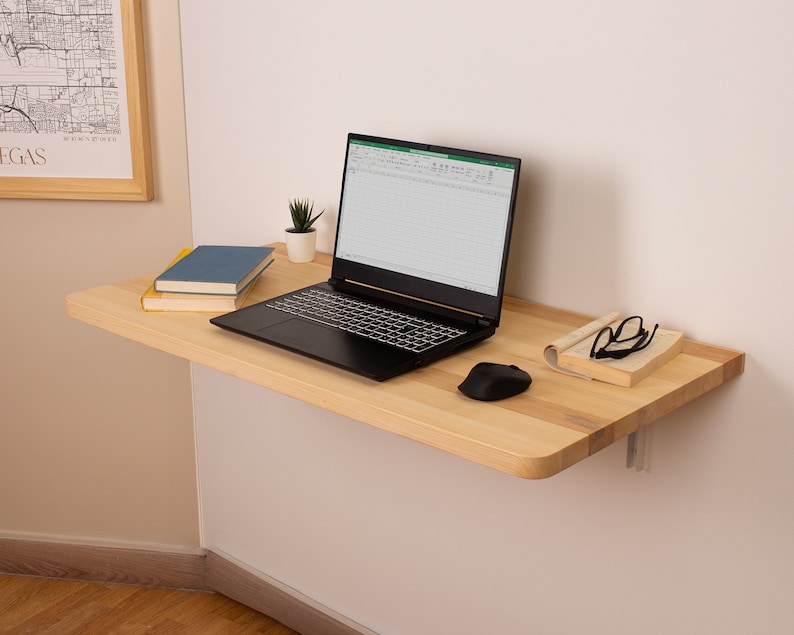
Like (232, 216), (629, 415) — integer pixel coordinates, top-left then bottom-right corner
(0, 538), (209, 590)
(0, 538), (375, 635)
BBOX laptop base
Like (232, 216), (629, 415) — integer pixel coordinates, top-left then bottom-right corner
(211, 283), (493, 381)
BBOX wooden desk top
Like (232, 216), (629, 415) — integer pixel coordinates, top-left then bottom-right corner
(66, 243), (744, 479)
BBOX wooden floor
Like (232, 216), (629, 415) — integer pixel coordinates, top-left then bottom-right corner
(0, 574), (301, 634)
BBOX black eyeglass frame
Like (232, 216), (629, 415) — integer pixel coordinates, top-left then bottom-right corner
(589, 315), (659, 360)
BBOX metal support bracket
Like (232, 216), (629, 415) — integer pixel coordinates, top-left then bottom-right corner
(626, 426), (648, 471)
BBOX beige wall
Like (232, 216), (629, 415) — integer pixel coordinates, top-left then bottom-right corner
(0, 0), (198, 547)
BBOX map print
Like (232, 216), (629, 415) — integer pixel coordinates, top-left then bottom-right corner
(0, 0), (122, 135)
(0, 0), (132, 179)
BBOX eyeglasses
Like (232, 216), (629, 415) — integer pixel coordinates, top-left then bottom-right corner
(589, 315), (658, 360)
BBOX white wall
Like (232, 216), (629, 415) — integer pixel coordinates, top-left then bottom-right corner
(180, 2), (793, 633)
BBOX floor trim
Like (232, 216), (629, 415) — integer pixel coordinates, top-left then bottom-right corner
(0, 538), (375, 635)
(0, 537), (209, 590)
(205, 549), (376, 635)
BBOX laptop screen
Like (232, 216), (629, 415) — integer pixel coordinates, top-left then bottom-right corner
(332, 134), (521, 321)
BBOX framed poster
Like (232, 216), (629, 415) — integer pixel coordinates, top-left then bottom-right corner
(0, 0), (153, 201)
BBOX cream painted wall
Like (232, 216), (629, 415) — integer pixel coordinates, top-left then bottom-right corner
(182, 1), (793, 633)
(0, 0), (199, 547)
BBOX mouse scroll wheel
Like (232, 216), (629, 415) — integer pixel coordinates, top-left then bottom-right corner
(509, 364), (519, 369)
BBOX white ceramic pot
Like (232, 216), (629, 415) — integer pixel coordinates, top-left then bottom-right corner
(284, 228), (317, 263)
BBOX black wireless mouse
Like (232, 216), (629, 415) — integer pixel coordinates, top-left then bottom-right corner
(457, 362), (532, 401)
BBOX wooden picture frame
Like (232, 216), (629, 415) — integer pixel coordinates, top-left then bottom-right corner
(0, 0), (153, 201)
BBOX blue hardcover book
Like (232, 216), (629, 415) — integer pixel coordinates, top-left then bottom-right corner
(154, 245), (275, 295)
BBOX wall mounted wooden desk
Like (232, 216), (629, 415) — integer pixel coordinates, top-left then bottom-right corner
(66, 243), (744, 479)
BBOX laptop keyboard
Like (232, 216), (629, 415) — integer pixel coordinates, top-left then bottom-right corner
(266, 288), (467, 353)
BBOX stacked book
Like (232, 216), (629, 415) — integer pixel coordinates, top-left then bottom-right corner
(141, 245), (275, 312)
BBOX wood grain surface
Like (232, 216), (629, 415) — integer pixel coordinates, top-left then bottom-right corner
(66, 243), (744, 478)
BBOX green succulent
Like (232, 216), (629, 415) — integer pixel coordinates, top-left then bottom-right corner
(288, 198), (324, 233)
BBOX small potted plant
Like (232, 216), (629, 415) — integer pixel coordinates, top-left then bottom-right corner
(285, 198), (324, 263)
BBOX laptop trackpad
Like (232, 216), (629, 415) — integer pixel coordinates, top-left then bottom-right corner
(257, 318), (335, 351)
(256, 318), (411, 376)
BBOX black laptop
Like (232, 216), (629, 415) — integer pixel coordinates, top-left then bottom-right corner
(211, 133), (521, 380)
